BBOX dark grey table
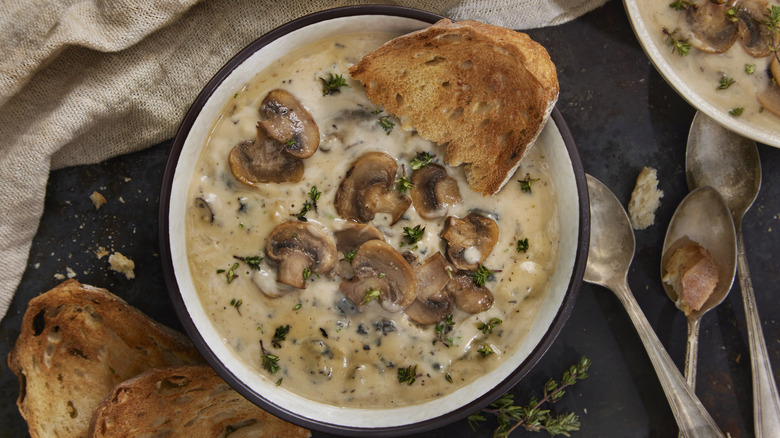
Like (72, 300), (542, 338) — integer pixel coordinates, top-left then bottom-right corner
(2, 1), (778, 436)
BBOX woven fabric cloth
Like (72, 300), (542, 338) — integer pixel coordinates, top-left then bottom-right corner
(0, 0), (607, 320)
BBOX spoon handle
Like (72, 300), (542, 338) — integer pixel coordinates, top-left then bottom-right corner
(613, 281), (723, 438)
(735, 228), (780, 438)
(683, 318), (701, 392)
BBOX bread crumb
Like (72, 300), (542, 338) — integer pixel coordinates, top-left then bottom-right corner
(627, 167), (663, 230)
(109, 252), (135, 279)
(96, 247), (109, 259)
(90, 191), (107, 210)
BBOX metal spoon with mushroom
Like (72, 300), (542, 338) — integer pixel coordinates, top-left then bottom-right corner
(685, 111), (780, 437)
(660, 186), (737, 392)
(584, 175), (723, 438)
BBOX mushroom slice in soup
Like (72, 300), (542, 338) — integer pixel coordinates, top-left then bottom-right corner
(333, 223), (385, 253)
(334, 152), (411, 224)
(339, 240), (417, 312)
(736, 0), (773, 58)
(410, 164), (462, 219)
(265, 221), (337, 289)
(684, 0), (738, 54)
(259, 89), (320, 159)
(405, 252), (454, 325)
(440, 213), (499, 271)
(445, 272), (494, 314)
(229, 123), (304, 185)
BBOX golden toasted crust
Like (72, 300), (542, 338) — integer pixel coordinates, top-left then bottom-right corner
(349, 19), (559, 195)
(7, 279), (204, 438)
(89, 365), (311, 438)
(663, 243), (719, 315)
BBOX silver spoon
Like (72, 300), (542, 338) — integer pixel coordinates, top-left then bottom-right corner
(585, 174), (724, 438)
(685, 111), (780, 437)
(660, 186), (737, 392)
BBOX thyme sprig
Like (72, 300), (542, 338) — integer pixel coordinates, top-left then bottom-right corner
(410, 151), (435, 170)
(468, 356), (591, 437)
(434, 313), (455, 346)
(662, 27), (691, 56)
(397, 364), (418, 385)
(321, 73), (349, 95)
(260, 340), (281, 374)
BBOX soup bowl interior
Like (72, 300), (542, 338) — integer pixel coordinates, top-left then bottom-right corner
(160, 6), (589, 436)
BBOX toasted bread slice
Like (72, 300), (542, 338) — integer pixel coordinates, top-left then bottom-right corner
(89, 365), (311, 437)
(662, 243), (719, 316)
(349, 19), (559, 195)
(7, 279), (204, 438)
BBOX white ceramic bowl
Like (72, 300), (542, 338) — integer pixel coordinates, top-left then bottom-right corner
(624, 0), (780, 148)
(160, 6), (589, 436)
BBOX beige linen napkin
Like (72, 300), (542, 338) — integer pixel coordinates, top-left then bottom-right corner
(0, 0), (607, 320)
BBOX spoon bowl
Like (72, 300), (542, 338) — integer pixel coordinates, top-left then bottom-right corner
(585, 175), (723, 438)
(660, 186), (737, 391)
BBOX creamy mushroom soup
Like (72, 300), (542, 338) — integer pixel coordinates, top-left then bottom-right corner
(638, 0), (780, 125)
(185, 32), (560, 408)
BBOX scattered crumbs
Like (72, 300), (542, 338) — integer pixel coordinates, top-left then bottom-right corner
(584, 408), (588, 414)
(34, 263), (40, 269)
(66, 267), (77, 278)
(124, 177), (131, 182)
(96, 247), (109, 259)
(54, 273), (66, 280)
(119, 197), (125, 204)
(108, 252), (135, 279)
(89, 191), (107, 210)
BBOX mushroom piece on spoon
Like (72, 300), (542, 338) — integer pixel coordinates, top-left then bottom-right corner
(334, 152), (411, 224)
(265, 221), (338, 289)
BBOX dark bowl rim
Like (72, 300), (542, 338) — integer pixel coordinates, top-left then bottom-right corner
(159, 5), (590, 437)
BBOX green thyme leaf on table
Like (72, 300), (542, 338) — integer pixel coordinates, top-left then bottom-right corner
(320, 73), (349, 95)
(468, 356), (591, 437)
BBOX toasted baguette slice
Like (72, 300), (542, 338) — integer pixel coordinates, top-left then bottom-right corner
(89, 365), (311, 438)
(349, 19), (559, 195)
(7, 279), (204, 438)
(662, 243), (719, 316)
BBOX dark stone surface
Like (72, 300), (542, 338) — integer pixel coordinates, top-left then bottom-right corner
(2, 1), (778, 436)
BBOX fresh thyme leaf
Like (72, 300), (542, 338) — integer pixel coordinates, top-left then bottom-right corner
(272, 325), (290, 349)
(725, 6), (738, 23)
(516, 238), (530, 253)
(234, 254), (263, 270)
(284, 137), (297, 147)
(294, 201), (313, 221)
(397, 364), (418, 385)
(434, 313), (455, 346)
(372, 107), (383, 114)
(396, 175), (413, 193)
(410, 151), (435, 170)
(230, 298), (243, 315)
(729, 107), (744, 116)
(470, 264), (493, 287)
(379, 116), (395, 134)
(361, 288), (381, 305)
(226, 262), (240, 283)
(663, 27), (691, 56)
(275, 378), (283, 386)
(478, 317), (503, 334)
(403, 224), (425, 245)
(343, 249), (357, 262)
(320, 73), (349, 95)
(746, 63), (756, 74)
(767, 6), (780, 33)
(717, 76), (736, 90)
(260, 341), (281, 374)
(303, 267), (312, 281)
(309, 186), (321, 204)
(445, 372), (453, 383)
(292, 303), (302, 311)
(668, 0), (691, 10)
(478, 344), (494, 357)
(518, 175), (540, 193)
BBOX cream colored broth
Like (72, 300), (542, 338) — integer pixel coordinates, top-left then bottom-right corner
(638, 1), (780, 127)
(185, 32), (559, 407)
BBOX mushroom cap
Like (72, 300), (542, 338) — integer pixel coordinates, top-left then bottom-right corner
(685, 1), (738, 54)
(404, 252), (454, 325)
(736, 0), (773, 58)
(259, 89), (320, 159)
(445, 273), (494, 314)
(440, 213), (499, 271)
(339, 240), (418, 312)
(333, 223), (385, 253)
(410, 164), (462, 219)
(229, 123), (304, 185)
(334, 152), (411, 224)
(265, 221), (338, 289)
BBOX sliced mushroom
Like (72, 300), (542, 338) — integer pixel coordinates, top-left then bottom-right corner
(259, 89), (320, 159)
(410, 164), (462, 219)
(736, 0), (773, 58)
(685, 1), (738, 54)
(229, 123), (304, 185)
(404, 252), (454, 325)
(193, 196), (215, 223)
(334, 152), (411, 224)
(440, 213), (499, 271)
(758, 34), (780, 117)
(333, 223), (385, 253)
(445, 273), (494, 314)
(339, 240), (418, 312)
(265, 221), (337, 289)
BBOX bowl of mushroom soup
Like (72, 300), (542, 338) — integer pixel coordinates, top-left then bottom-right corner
(160, 5), (589, 436)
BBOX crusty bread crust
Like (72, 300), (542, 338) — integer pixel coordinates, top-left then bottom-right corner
(89, 365), (311, 438)
(349, 19), (559, 195)
(7, 279), (203, 438)
(662, 243), (719, 316)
